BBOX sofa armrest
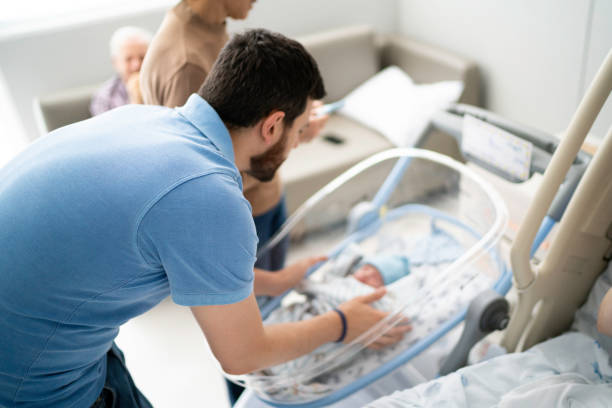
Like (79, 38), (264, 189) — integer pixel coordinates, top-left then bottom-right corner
(33, 84), (99, 136)
(378, 34), (481, 106)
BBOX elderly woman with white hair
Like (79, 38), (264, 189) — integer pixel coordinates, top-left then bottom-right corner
(90, 26), (152, 116)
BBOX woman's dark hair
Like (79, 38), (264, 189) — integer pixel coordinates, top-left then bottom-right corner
(198, 28), (326, 128)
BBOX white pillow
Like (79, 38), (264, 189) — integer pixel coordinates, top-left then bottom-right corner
(339, 66), (464, 147)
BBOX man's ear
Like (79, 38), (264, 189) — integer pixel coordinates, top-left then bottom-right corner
(261, 111), (285, 145)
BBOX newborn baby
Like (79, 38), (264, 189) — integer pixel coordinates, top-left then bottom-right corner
(280, 251), (412, 313)
(351, 254), (411, 288)
(253, 252), (412, 395)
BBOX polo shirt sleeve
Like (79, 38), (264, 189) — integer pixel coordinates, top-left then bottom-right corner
(137, 172), (257, 306)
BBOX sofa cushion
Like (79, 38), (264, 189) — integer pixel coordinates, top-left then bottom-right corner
(299, 25), (379, 102)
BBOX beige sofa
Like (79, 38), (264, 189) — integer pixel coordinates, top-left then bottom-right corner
(281, 25), (481, 213)
(32, 25), (480, 213)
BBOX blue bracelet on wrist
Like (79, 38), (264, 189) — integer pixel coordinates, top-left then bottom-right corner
(332, 308), (347, 343)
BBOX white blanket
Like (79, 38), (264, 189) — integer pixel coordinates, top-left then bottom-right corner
(572, 261), (612, 356)
(367, 332), (612, 408)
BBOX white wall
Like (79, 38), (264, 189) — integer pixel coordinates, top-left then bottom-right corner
(397, 0), (612, 139)
(0, 0), (398, 145)
(0, 5), (168, 147)
(0, 70), (28, 165)
(229, 0), (397, 36)
(583, 0), (612, 140)
(4, 0), (608, 148)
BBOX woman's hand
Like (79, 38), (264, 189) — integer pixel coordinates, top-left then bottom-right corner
(254, 256), (327, 296)
(299, 100), (329, 144)
(278, 255), (327, 292)
(126, 72), (143, 104)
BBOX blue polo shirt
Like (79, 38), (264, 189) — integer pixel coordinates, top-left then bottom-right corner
(0, 94), (257, 407)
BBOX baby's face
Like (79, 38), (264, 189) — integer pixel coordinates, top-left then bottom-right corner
(353, 264), (384, 288)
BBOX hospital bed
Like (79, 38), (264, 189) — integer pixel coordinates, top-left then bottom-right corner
(230, 47), (612, 408)
(367, 49), (612, 407)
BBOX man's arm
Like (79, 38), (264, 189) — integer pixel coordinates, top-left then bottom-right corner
(191, 288), (409, 375)
(597, 287), (612, 337)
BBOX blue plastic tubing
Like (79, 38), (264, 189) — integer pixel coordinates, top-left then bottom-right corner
(530, 215), (556, 258)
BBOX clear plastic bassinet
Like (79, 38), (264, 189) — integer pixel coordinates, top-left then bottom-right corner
(227, 148), (511, 407)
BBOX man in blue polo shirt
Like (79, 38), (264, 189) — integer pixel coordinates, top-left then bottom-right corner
(0, 29), (410, 407)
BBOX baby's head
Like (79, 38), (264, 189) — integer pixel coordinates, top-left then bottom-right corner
(352, 264), (385, 288)
(352, 255), (411, 288)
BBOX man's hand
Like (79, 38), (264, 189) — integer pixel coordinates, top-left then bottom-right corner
(254, 255), (327, 296)
(191, 285), (409, 375)
(338, 288), (411, 348)
(299, 100), (329, 144)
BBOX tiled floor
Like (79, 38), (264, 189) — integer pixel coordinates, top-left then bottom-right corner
(115, 298), (231, 408)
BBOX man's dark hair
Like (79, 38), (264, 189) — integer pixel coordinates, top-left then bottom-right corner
(198, 28), (326, 129)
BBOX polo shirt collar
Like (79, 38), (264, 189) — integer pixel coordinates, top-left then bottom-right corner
(176, 94), (235, 163)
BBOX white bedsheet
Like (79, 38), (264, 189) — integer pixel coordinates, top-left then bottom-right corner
(367, 332), (612, 407)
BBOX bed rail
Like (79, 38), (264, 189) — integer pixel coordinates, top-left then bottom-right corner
(502, 49), (612, 352)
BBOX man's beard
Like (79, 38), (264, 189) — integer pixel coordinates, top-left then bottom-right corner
(246, 130), (288, 182)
